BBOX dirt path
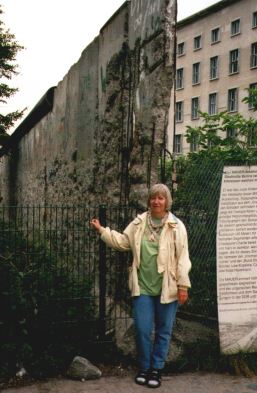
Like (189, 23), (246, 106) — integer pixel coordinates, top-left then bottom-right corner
(1, 372), (257, 393)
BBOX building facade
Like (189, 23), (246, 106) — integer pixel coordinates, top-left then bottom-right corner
(168, 0), (257, 155)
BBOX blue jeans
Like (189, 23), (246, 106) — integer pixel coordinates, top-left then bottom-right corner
(132, 294), (178, 371)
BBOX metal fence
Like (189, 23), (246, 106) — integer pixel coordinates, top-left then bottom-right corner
(0, 160), (228, 347)
(171, 158), (257, 320)
(0, 205), (139, 343)
(172, 158), (224, 320)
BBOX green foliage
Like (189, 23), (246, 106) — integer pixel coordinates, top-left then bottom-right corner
(185, 104), (257, 163)
(242, 86), (257, 112)
(186, 110), (257, 163)
(0, 5), (25, 136)
(0, 218), (95, 380)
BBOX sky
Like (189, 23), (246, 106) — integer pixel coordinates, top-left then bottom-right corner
(1, 0), (218, 133)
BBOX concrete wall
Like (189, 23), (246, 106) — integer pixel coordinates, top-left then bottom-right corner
(0, 0), (176, 207)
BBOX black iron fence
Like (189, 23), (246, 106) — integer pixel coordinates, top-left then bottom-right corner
(0, 205), (139, 342)
(1, 160), (256, 376)
(171, 158), (257, 320)
(0, 196), (220, 343)
(172, 159), (224, 320)
(0, 205), (141, 376)
(1, 156), (233, 348)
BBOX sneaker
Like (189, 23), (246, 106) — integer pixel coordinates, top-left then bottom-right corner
(135, 369), (148, 385)
(147, 368), (162, 388)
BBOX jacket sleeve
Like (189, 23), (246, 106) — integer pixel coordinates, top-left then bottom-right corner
(176, 222), (191, 288)
(99, 226), (131, 251)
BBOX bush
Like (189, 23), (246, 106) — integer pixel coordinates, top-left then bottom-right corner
(0, 217), (95, 380)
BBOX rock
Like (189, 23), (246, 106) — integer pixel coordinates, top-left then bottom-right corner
(115, 317), (136, 358)
(167, 317), (219, 364)
(66, 356), (102, 380)
(15, 367), (27, 378)
(115, 314), (184, 363)
(115, 311), (219, 367)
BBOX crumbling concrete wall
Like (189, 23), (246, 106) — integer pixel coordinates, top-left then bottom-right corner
(0, 0), (176, 207)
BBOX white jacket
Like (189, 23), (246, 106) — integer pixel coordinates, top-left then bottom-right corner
(100, 211), (191, 304)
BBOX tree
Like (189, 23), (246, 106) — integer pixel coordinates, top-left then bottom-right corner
(0, 4), (25, 143)
(185, 108), (257, 164)
(242, 85), (257, 112)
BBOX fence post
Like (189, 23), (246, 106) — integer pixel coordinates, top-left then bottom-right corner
(99, 205), (107, 339)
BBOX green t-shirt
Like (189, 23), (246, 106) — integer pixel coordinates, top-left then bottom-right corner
(138, 218), (163, 296)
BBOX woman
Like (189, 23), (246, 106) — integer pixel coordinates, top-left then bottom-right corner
(90, 184), (191, 389)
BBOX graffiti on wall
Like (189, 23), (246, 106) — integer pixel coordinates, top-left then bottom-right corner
(130, 0), (162, 40)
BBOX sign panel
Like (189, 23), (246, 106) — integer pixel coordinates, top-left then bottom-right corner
(217, 166), (257, 354)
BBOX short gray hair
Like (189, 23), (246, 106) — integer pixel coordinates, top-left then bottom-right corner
(147, 183), (172, 211)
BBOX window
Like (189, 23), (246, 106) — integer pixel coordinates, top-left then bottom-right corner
(252, 12), (257, 28)
(231, 19), (240, 36)
(251, 43), (257, 68)
(248, 82), (257, 109)
(177, 42), (185, 56)
(229, 49), (239, 74)
(210, 56), (219, 79)
(190, 136), (199, 152)
(192, 62), (200, 85)
(175, 101), (183, 122)
(226, 127), (237, 139)
(191, 97), (200, 119)
(211, 27), (220, 44)
(176, 68), (184, 89)
(228, 88), (238, 112)
(209, 93), (217, 115)
(174, 135), (182, 154)
(194, 35), (202, 50)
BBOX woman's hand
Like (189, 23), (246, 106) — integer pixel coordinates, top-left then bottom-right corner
(178, 288), (188, 305)
(90, 218), (102, 232)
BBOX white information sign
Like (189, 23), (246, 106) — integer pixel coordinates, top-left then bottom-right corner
(217, 166), (257, 354)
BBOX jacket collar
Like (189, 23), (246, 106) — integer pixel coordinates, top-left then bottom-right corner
(134, 211), (178, 227)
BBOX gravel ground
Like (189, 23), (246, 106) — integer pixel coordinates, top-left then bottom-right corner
(1, 371), (257, 393)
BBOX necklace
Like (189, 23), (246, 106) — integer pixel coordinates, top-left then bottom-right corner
(147, 211), (168, 242)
